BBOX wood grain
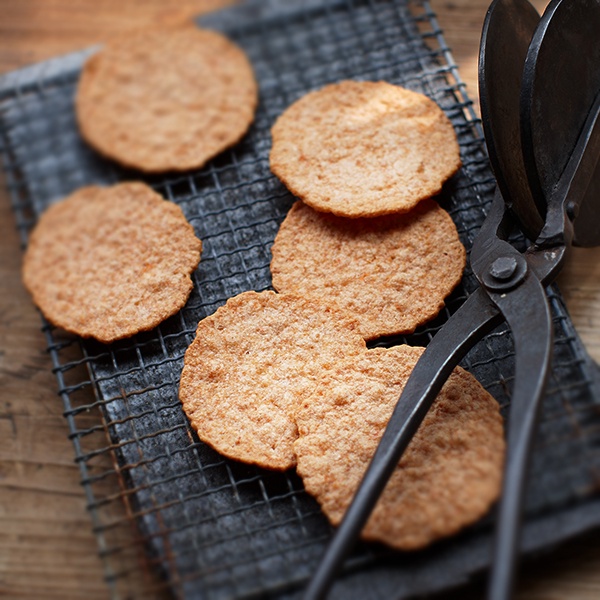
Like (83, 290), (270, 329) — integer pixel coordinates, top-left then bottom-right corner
(0, 1), (599, 599)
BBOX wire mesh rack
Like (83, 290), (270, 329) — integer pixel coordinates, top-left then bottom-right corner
(2, 0), (600, 598)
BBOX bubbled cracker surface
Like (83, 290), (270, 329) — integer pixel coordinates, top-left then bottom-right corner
(179, 291), (367, 471)
(22, 182), (202, 343)
(76, 25), (257, 173)
(270, 199), (466, 340)
(269, 80), (462, 217)
(294, 345), (505, 550)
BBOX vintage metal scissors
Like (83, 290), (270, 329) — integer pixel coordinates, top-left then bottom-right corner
(304, 0), (600, 598)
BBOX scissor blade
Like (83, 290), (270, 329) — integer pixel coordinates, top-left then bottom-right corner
(479, 0), (543, 240)
(520, 0), (600, 247)
(486, 269), (553, 600)
(303, 288), (503, 600)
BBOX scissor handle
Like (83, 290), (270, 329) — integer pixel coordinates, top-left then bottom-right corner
(482, 256), (553, 600)
(303, 288), (502, 599)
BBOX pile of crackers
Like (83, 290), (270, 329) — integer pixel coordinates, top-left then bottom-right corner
(22, 24), (504, 551)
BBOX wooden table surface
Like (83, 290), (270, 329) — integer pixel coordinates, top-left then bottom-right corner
(1, 1), (600, 599)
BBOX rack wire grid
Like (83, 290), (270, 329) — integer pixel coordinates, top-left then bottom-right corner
(2, 0), (600, 598)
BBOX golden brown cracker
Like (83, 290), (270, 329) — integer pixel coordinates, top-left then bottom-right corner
(270, 199), (466, 340)
(294, 345), (504, 550)
(179, 290), (367, 470)
(22, 182), (202, 343)
(269, 80), (461, 217)
(76, 25), (258, 172)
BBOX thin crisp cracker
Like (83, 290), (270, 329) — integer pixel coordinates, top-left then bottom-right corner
(22, 182), (202, 343)
(76, 25), (258, 173)
(270, 199), (466, 340)
(179, 291), (367, 471)
(294, 345), (505, 550)
(269, 80), (462, 217)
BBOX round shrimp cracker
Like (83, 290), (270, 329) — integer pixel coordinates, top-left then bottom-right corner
(179, 291), (367, 471)
(270, 199), (466, 340)
(76, 25), (258, 173)
(269, 80), (462, 217)
(22, 182), (202, 343)
(294, 345), (505, 550)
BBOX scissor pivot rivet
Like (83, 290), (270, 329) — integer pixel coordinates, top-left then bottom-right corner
(566, 201), (579, 221)
(489, 256), (518, 280)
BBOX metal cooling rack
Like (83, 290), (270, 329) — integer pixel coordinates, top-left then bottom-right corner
(2, 1), (600, 598)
